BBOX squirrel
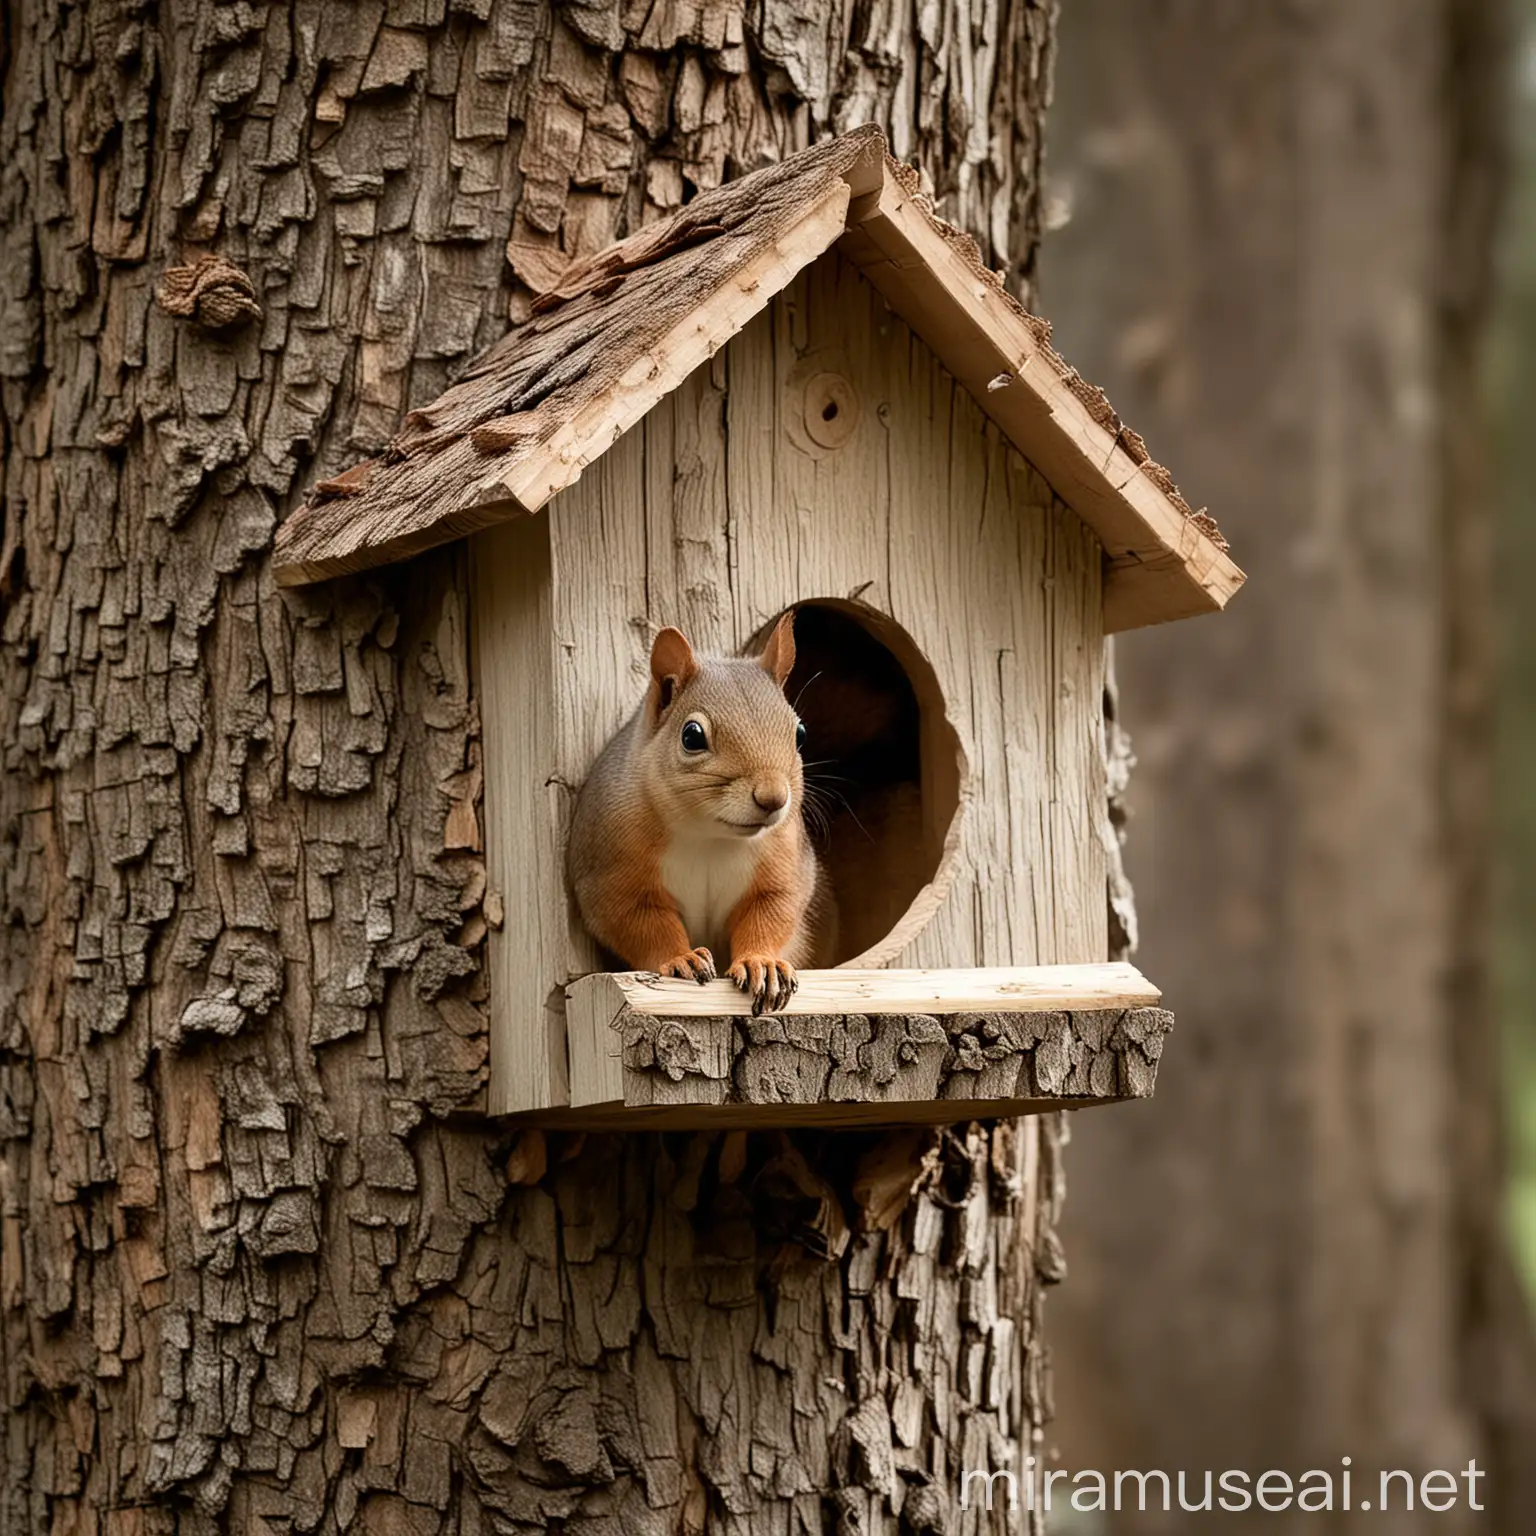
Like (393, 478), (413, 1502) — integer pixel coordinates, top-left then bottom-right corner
(566, 613), (835, 1013)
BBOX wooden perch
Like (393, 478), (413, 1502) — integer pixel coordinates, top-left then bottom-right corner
(272, 128), (1242, 632)
(540, 963), (1174, 1130)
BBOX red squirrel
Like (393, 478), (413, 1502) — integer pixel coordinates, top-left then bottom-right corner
(566, 614), (835, 1012)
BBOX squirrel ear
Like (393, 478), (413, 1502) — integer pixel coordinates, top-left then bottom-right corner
(648, 627), (698, 720)
(759, 611), (796, 689)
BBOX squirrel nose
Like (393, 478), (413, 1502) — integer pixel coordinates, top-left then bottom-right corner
(753, 781), (789, 814)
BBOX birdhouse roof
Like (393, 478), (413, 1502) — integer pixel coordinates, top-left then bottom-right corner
(272, 126), (1242, 631)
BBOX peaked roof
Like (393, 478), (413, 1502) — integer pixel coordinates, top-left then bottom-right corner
(272, 127), (1242, 632)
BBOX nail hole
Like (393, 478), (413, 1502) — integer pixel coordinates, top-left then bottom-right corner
(821, 401), (839, 422)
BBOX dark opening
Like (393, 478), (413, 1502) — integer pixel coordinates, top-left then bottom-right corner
(771, 601), (963, 965)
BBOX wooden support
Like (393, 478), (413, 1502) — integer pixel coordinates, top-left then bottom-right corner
(544, 963), (1173, 1130)
(472, 515), (569, 1116)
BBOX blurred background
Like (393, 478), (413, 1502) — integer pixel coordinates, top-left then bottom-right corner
(1492, 0), (1536, 1331)
(1039, 0), (1536, 1530)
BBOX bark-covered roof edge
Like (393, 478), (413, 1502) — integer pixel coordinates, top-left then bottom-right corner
(271, 127), (1242, 632)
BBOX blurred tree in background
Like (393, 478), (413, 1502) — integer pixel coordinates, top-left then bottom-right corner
(1493, 0), (1536, 1303)
(1042, 0), (1536, 1529)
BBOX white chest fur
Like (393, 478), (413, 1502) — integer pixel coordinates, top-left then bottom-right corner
(659, 833), (762, 957)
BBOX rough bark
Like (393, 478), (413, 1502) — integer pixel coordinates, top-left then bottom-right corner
(600, 1003), (1172, 1121)
(0, 1), (1061, 1530)
(1044, 0), (1536, 1529)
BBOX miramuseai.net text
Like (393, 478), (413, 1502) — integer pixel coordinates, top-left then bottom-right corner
(958, 1460), (1488, 1516)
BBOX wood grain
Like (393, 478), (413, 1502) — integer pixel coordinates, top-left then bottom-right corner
(470, 514), (568, 1115)
(580, 962), (1160, 1018)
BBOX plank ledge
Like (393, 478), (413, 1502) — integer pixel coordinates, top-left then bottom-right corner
(572, 961), (1159, 1019)
(552, 963), (1173, 1130)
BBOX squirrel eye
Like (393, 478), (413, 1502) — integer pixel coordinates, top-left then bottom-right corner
(681, 719), (709, 753)
(795, 720), (806, 752)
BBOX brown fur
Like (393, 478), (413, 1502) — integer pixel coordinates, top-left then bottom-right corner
(566, 615), (835, 1011)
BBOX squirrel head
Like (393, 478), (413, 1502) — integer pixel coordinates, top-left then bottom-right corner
(640, 614), (805, 840)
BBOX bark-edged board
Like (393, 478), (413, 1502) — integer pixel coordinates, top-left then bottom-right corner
(545, 963), (1173, 1130)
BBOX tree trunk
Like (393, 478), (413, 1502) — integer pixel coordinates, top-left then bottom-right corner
(0, 2), (1061, 1531)
(1044, 0), (1536, 1528)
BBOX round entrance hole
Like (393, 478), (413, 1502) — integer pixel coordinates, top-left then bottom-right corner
(760, 601), (964, 966)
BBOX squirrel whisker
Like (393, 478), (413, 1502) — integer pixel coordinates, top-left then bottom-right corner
(791, 671), (825, 711)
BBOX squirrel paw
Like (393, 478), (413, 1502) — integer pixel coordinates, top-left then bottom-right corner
(658, 947), (715, 984)
(729, 956), (798, 1015)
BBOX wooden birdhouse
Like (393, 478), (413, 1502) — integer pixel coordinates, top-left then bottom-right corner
(273, 128), (1243, 1126)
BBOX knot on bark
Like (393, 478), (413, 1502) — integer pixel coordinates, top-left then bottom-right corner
(157, 255), (262, 331)
(652, 1020), (702, 1081)
(899, 1483), (947, 1532)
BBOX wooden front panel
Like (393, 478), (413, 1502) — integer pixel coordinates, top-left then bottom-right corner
(543, 252), (1108, 1014)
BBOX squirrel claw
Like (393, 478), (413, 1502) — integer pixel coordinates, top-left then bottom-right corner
(729, 956), (797, 1015)
(659, 947), (715, 984)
